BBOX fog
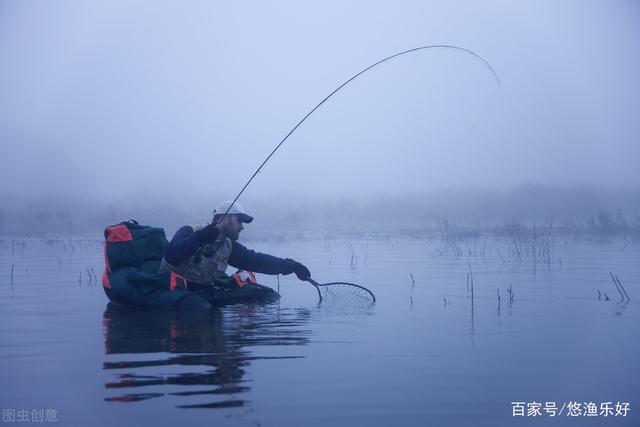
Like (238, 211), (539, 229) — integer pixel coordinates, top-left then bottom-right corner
(1, 0), (639, 232)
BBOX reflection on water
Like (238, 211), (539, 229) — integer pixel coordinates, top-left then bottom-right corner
(1, 235), (638, 425)
(102, 302), (312, 409)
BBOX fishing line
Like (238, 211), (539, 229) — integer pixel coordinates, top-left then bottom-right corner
(212, 45), (501, 302)
(216, 44), (501, 223)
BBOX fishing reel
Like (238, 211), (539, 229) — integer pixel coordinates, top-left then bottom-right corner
(193, 242), (221, 264)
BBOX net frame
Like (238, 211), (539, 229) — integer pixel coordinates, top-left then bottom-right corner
(308, 279), (376, 304)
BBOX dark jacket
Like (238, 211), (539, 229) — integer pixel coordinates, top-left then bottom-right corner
(163, 226), (296, 275)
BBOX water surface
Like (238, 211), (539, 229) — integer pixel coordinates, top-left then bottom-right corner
(0, 234), (637, 426)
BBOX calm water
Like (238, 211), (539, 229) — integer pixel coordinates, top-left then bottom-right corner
(0, 233), (638, 426)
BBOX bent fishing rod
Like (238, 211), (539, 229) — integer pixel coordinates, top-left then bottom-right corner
(213, 45), (501, 303)
(216, 44), (500, 223)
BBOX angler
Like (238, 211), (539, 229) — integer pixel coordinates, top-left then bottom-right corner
(101, 201), (310, 310)
(160, 200), (311, 291)
(102, 45), (495, 308)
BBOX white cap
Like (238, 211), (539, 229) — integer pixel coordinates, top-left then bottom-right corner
(213, 201), (254, 223)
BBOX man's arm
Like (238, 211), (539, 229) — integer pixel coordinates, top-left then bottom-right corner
(164, 224), (221, 265)
(228, 241), (307, 277)
(163, 226), (200, 265)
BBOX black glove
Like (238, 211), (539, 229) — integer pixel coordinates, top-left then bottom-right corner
(194, 223), (219, 245)
(284, 259), (310, 281)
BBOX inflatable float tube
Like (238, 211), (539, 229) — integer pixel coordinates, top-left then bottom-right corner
(102, 221), (280, 310)
(104, 270), (280, 310)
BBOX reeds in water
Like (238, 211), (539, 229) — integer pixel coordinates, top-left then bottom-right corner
(609, 272), (630, 303)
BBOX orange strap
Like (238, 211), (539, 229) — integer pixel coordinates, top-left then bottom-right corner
(102, 241), (112, 289)
(170, 272), (188, 290)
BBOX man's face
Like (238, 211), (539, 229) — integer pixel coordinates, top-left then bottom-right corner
(219, 215), (244, 241)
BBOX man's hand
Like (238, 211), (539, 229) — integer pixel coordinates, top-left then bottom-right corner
(284, 259), (311, 281)
(195, 223), (219, 245)
(293, 261), (311, 281)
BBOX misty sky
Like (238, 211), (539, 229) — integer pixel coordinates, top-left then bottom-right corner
(1, 0), (639, 204)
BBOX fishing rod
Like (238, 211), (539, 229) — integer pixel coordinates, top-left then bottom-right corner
(216, 44), (501, 223)
(211, 45), (500, 302)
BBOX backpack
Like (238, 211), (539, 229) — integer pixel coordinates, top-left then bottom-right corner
(102, 220), (177, 293)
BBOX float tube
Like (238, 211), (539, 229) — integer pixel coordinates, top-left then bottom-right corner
(102, 221), (280, 309)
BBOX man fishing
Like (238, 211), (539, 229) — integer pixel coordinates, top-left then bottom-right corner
(106, 46), (489, 308)
(159, 201), (311, 286)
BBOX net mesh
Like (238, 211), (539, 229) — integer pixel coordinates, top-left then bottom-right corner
(315, 282), (375, 305)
